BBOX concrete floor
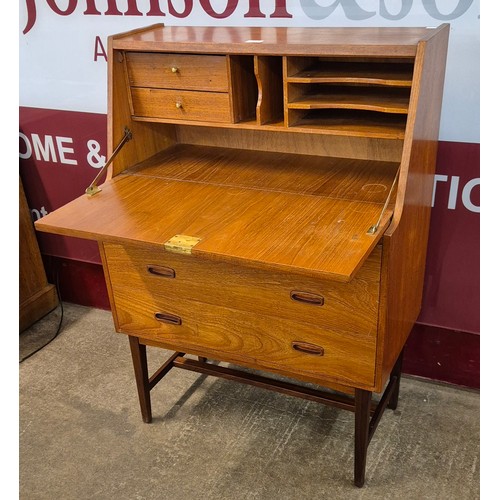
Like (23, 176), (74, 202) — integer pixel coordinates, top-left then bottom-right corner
(20, 303), (480, 500)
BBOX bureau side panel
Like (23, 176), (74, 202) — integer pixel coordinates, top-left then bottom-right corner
(98, 241), (121, 333)
(375, 26), (450, 392)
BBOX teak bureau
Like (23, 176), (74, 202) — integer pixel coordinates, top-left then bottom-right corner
(35, 24), (450, 487)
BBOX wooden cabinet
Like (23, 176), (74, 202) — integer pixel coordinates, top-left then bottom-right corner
(35, 25), (450, 486)
(19, 177), (58, 332)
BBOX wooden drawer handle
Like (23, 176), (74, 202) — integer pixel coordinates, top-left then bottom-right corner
(154, 312), (182, 326)
(292, 341), (324, 356)
(290, 291), (324, 306)
(147, 265), (175, 278)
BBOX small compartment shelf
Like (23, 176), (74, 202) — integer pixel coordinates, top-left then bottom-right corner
(284, 56), (414, 137)
(287, 61), (414, 87)
(287, 110), (407, 139)
(287, 85), (410, 114)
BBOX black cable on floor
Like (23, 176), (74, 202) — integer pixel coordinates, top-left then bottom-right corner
(19, 264), (64, 364)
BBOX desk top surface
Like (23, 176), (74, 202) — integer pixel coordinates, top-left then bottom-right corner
(112, 25), (442, 57)
(36, 145), (397, 281)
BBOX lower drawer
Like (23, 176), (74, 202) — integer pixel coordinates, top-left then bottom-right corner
(131, 87), (232, 123)
(103, 243), (381, 337)
(112, 290), (376, 388)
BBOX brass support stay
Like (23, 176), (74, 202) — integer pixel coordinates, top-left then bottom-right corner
(85, 127), (133, 197)
(367, 166), (401, 235)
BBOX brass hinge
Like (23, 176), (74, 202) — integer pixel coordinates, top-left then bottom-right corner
(85, 127), (133, 197)
(164, 234), (202, 255)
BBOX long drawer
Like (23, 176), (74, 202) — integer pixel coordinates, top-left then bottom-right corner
(103, 243), (381, 337)
(110, 284), (377, 388)
(126, 52), (229, 92)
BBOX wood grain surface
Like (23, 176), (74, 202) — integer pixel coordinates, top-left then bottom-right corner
(112, 26), (438, 57)
(126, 52), (229, 91)
(103, 242), (381, 335)
(287, 87), (410, 114)
(375, 25), (450, 392)
(286, 61), (413, 86)
(111, 284), (377, 388)
(131, 88), (232, 123)
(35, 145), (396, 281)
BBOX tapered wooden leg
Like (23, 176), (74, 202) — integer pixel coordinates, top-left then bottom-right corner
(198, 356), (207, 363)
(128, 336), (152, 423)
(354, 389), (372, 487)
(388, 349), (404, 411)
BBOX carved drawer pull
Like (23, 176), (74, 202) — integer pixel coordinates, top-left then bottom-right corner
(154, 312), (182, 325)
(290, 290), (324, 306)
(147, 265), (175, 278)
(171, 66), (179, 73)
(175, 101), (183, 109)
(292, 341), (324, 356)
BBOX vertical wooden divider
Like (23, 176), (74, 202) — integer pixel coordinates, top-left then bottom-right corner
(254, 56), (284, 125)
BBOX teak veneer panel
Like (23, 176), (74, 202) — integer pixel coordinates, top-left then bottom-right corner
(112, 26), (437, 57)
(287, 88), (410, 114)
(289, 110), (407, 139)
(36, 145), (394, 282)
(375, 24), (450, 392)
(287, 62), (414, 86)
(103, 242), (381, 336)
(126, 144), (399, 204)
(36, 173), (390, 282)
(176, 126), (404, 162)
(131, 87), (233, 123)
(111, 283), (377, 389)
(126, 52), (229, 92)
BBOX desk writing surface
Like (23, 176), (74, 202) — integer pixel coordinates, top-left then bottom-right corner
(35, 145), (396, 281)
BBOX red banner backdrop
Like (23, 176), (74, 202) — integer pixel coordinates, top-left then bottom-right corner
(421, 141), (480, 334)
(19, 106), (480, 387)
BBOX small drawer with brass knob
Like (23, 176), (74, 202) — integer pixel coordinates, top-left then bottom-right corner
(130, 87), (232, 123)
(126, 52), (229, 92)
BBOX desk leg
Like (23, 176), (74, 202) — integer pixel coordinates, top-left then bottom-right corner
(388, 349), (404, 411)
(354, 388), (372, 487)
(128, 336), (152, 423)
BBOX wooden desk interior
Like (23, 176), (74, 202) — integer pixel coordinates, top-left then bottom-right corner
(38, 144), (397, 281)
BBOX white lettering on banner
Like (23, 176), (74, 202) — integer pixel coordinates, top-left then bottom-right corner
(461, 178), (480, 213)
(31, 206), (49, 221)
(19, 132), (107, 168)
(19, 133), (77, 165)
(432, 174), (480, 213)
(19, 133), (33, 160)
(56, 136), (78, 165)
(32, 134), (56, 162)
(87, 140), (106, 168)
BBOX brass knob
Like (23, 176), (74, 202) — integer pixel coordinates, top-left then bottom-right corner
(175, 102), (183, 109)
(171, 66), (179, 73)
